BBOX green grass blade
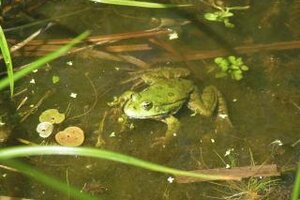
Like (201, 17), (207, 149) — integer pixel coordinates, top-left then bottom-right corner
(0, 31), (90, 91)
(3, 160), (98, 200)
(90, 0), (192, 8)
(0, 146), (232, 181)
(291, 162), (300, 200)
(0, 25), (14, 96)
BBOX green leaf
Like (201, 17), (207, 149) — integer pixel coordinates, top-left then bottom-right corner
(204, 13), (218, 21)
(241, 65), (249, 71)
(220, 64), (229, 72)
(228, 56), (236, 64)
(232, 72), (243, 80)
(214, 57), (224, 64)
(0, 25), (14, 96)
(0, 146), (234, 181)
(90, 0), (192, 8)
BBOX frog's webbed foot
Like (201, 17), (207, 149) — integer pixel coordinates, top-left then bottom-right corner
(215, 91), (233, 134)
(151, 115), (180, 148)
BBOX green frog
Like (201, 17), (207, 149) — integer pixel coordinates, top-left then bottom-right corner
(109, 67), (231, 147)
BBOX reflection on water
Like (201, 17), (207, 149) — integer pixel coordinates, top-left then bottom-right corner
(1, 0), (300, 199)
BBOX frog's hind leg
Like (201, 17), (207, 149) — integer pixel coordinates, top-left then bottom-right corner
(188, 86), (233, 133)
(187, 86), (219, 117)
(151, 115), (180, 147)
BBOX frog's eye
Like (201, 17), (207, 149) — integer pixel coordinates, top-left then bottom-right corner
(141, 101), (153, 110)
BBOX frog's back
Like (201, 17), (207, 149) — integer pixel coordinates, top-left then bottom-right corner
(143, 78), (194, 103)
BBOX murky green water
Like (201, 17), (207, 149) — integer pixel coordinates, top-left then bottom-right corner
(1, 0), (300, 199)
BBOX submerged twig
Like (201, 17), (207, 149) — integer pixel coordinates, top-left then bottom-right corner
(95, 111), (108, 148)
(20, 90), (54, 122)
(176, 164), (281, 183)
(0, 23), (53, 60)
(152, 40), (300, 63)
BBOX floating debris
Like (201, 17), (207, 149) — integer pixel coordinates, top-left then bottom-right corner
(36, 122), (54, 138)
(39, 109), (65, 124)
(29, 79), (36, 84)
(52, 75), (60, 84)
(167, 176), (175, 183)
(55, 126), (84, 147)
(66, 61), (73, 66)
(70, 92), (77, 98)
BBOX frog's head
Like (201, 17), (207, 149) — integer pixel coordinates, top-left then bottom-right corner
(123, 93), (166, 119)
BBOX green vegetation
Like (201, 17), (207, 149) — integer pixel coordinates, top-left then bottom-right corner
(220, 177), (279, 200)
(214, 56), (249, 81)
(0, 25), (14, 96)
(291, 162), (300, 200)
(89, 0), (192, 8)
(204, 5), (250, 28)
(0, 146), (234, 199)
(0, 31), (90, 92)
(0, 146), (232, 181)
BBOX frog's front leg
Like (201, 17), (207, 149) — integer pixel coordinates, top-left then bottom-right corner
(152, 115), (180, 147)
(108, 91), (134, 107)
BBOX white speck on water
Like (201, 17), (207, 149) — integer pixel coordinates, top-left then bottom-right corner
(167, 176), (175, 183)
(168, 31), (178, 40)
(29, 79), (36, 84)
(218, 114), (228, 119)
(66, 61), (73, 66)
(70, 92), (77, 98)
(211, 138), (215, 143)
(232, 98), (237, 102)
(224, 148), (234, 157)
(109, 132), (116, 137)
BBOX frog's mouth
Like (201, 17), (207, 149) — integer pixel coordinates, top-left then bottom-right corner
(123, 108), (164, 119)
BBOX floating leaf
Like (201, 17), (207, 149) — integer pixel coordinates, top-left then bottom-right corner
(204, 13), (218, 21)
(39, 109), (65, 124)
(241, 65), (249, 71)
(55, 126), (84, 147)
(36, 122), (54, 138)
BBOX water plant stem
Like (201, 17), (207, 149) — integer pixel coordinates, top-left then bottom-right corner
(291, 162), (300, 200)
(0, 146), (234, 181)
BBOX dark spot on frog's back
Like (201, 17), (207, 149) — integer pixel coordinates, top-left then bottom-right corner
(168, 92), (175, 97)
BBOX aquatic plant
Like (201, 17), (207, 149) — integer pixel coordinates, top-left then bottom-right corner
(90, 0), (191, 8)
(36, 122), (54, 138)
(0, 25), (14, 96)
(220, 177), (280, 200)
(39, 109), (65, 124)
(204, 5), (250, 28)
(0, 146), (236, 199)
(214, 56), (249, 81)
(55, 126), (85, 147)
(291, 162), (300, 200)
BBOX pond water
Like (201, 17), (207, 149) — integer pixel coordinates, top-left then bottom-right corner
(0, 0), (300, 199)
